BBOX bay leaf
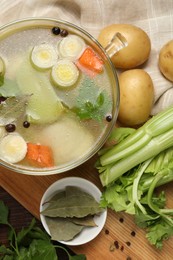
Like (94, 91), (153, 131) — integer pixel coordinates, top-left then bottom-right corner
(0, 95), (29, 126)
(42, 191), (65, 206)
(67, 215), (97, 227)
(65, 186), (94, 199)
(46, 217), (84, 241)
(41, 194), (102, 218)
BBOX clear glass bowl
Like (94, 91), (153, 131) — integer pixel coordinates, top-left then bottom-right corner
(0, 18), (119, 175)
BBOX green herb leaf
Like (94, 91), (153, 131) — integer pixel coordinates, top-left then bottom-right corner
(72, 77), (112, 121)
(0, 200), (9, 225)
(27, 239), (57, 260)
(146, 219), (173, 249)
(17, 218), (36, 244)
(70, 254), (87, 260)
(0, 95), (29, 126)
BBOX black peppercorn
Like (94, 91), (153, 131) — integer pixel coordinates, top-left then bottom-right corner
(119, 217), (124, 223)
(105, 229), (109, 235)
(126, 241), (131, 247)
(0, 96), (6, 103)
(60, 29), (68, 37)
(114, 240), (119, 249)
(106, 114), (112, 122)
(5, 123), (16, 132)
(52, 27), (61, 35)
(23, 121), (30, 128)
(131, 231), (136, 237)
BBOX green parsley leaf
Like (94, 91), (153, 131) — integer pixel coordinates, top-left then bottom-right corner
(0, 200), (9, 225)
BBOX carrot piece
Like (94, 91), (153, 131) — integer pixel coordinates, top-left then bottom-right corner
(78, 47), (104, 73)
(26, 143), (54, 167)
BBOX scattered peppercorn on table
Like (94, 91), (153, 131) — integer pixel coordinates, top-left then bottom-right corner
(0, 155), (173, 260)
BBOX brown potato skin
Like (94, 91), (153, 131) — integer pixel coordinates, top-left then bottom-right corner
(98, 24), (151, 69)
(118, 69), (154, 126)
(159, 40), (173, 82)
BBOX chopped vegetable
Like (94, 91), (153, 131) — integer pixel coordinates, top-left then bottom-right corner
(31, 44), (58, 70)
(0, 133), (27, 164)
(58, 35), (86, 60)
(78, 47), (104, 73)
(51, 59), (79, 87)
(17, 58), (64, 124)
(97, 106), (173, 186)
(26, 143), (54, 167)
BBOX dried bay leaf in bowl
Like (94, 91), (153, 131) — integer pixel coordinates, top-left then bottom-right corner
(46, 217), (84, 241)
(40, 178), (107, 245)
(41, 186), (103, 218)
(67, 215), (97, 227)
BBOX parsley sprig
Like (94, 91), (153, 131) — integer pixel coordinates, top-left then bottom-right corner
(0, 201), (86, 260)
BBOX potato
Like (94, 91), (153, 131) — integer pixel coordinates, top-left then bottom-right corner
(159, 39), (173, 82)
(118, 69), (154, 126)
(98, 24), (151, 69)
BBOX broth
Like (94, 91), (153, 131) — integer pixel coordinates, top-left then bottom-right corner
(0, 20), (118, 173)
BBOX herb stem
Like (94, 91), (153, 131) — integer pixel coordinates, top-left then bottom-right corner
(132, 158), (153, 214)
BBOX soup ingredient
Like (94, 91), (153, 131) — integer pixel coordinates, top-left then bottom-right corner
(0, 96), (6, 103)
(52, 26), (61, 35)
(41, 186), (103, 241)
(51, 59), (79, 87)
(0, 133), (27, 163)
(97, 105), (173, 186)
(17, 58), (64, 124)
(98, 24), (151, 69)
(118, 69), (154, 126)
(23, 120), (30, 128)
(26, 143), (54, 167)
(0, 201), (86, 260)
(100, 146), (173, 249)
(0, 57), (5, 86)
(72, 76), (112, 121)
(60, 29), (69, 37)
(36, 115), (94, 165)
(31, 44), (58, 70)
(0, 96), (29, 126)
(78, 47), (104, 73)
(5, 123), (16, 133)
(158, 39), (173, 82)
(58, 35), (86, 60)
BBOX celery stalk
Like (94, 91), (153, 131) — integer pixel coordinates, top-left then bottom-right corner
(100, 106), (173, 166)
(99, 127), (173, 186)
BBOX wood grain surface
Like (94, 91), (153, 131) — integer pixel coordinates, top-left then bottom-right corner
(0, 155), (173, 260)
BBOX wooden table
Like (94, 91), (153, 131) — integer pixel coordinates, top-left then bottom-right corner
(0, 155), (173, 260)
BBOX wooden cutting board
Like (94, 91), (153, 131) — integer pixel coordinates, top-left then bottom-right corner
(0, 155), (173, 260)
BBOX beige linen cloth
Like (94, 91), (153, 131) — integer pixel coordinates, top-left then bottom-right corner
(1, 0), (173, 115)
